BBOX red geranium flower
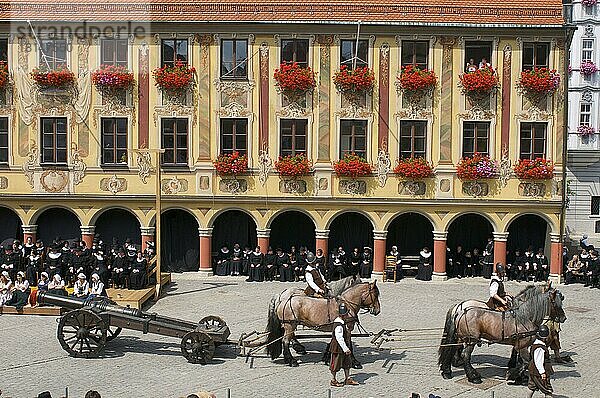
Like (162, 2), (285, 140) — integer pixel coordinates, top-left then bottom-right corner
(31, 65), (75, 89)
(333, 65), (375, 95)
(459, 66), (499, 95)
(518, 68), (560, 95)
(333, 153), (373, 178)
(213, 151), (248, 176)
(273, 62), (316, 98)
(398, 65), (437, 93)
(92, 65), (135, 91)
(393, 157), (434, 179)
(513, 158), (554, 180)
(274, 154), (313, 177)
(0, 62), (9, 88)
(456, 153), (499, 180)
(153, 61), (196, 93)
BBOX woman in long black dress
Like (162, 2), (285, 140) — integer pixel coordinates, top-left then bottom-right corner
(129, 252), (147, 290)
(416, 247), (433, 281)
(247, 246), (264, 282)
(215, 245), (231, 276)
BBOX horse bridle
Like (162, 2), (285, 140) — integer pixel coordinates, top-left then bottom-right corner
(343, 283), (378, 315)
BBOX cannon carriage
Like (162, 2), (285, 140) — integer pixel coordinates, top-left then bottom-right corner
(37, 291), (230, 364)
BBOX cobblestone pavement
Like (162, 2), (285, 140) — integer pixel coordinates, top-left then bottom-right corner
(0, 276), (598, 398)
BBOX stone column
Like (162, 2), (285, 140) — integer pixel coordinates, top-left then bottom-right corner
(22, 225), (37, 243)
(199, 227), (213, 276)
(433, 231), (448, 281)
(373, 231), (387, 276)
(257, 228), (270, 254)
(550, 233), (563, 284)
(140, 227), (155, 252)
(493, 232), (509, 266)
(315, 229), (329, 256)
(80, 226), (95, 249)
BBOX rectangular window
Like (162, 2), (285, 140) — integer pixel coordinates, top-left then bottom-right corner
(0, 38), (8, 63)
(462, 122), (490, 157)
(161, 118), (188, 166)
(340, 119), (367, 159)
(101, 118), (128, 165)
(399, 120), (427, 159)
(340, 39), (368, 69)
(101, 39), (128, 67)
(592, 196), (600, 215)
(522, 43), (549, 71)
(39, 39), (68, 69)
(0, 117), (8, 164)
(401, 41), (429, 69)
(220, 118), (248, 155)
(280, 119), (308, 156)
(464, 41), (493, 72)
(580, 103), (592, 126)
(220, 39), (248, 79)
(520, 122), (547, 159)
(582, 39), (594, 63)
(281, 39), (309, 68)
(161, 39), (188, 67)
(41, 117), (67, 165)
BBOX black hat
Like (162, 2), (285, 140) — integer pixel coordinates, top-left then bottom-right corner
(305, 252), (316, 264)
(276, 247), (283, 252)
(536, 324), (550, 338)
(495, 263), (505, 274)
(118, 248), (126, 254)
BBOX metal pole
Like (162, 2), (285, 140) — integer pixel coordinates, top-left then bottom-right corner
(352, 20), (361, 70)
(227, 388), (231, 398)
(155, 151), (162, 300)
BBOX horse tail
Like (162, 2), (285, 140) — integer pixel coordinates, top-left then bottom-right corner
(438, 305), (458, 372)
(265, 295), (283, 360)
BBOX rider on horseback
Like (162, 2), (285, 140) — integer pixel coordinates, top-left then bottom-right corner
(486, 263), (512, 311)
(304, 252), (330, 298)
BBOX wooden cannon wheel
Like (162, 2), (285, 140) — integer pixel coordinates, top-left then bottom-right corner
(199, 315), (227, 329)
(181, 331), (215, 364)
(58, 309), (108, 358)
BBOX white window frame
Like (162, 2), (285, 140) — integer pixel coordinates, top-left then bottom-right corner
(582, 39), (594, 63)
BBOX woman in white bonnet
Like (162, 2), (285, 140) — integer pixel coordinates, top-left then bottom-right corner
(73, 273), (89, 298)
(48, 274), (67, 296)
(0, 270), (12, 305)
(5, 271), (30, 309)
(89, 273), (106, 297)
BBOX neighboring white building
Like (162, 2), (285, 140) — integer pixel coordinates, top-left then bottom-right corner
(567, 0), (600, 247)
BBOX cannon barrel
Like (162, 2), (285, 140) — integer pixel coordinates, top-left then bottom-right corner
(37, 291), (142, 317)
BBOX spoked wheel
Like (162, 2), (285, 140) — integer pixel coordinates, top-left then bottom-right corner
(199, 315), (227, 330)
(181, 331), (215, 364)
(57, 309), (107, 358)
(106, 326), (122, 342)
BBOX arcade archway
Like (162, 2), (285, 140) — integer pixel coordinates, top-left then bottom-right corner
(161, 209), (199, 272)
(95, 208), (141, 246)
(387, 212), (434, 255)
(328, 212), (373, 254)
(36, 208), (81, 245)
(269, 211), (316, 252)
(447, 213), (494, 253)
(0, 207), (22, 243)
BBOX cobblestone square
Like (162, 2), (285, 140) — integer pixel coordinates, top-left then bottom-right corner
(1, 276), (598, 398)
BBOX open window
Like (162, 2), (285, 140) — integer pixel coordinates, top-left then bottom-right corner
(464, 41), (493, 72)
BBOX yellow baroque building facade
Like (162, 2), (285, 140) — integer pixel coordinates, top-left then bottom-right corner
(0, 0), (570, 280)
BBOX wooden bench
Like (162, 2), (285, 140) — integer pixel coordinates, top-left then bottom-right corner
(107, 272), (172, 309)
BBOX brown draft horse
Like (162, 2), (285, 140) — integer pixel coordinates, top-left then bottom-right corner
(265, 280), (381, 367)
(438, 285), (566, 384)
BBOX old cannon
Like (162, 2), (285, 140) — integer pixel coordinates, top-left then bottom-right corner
(37, 291), (230, 364)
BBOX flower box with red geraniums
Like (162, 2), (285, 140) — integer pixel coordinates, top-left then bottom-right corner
(333, 153), (373, 178)
(92, 65), (135, 91)
(31, 65), (75, 89)
(333, 65), (375, 97)
(274, 154), (313, 178)
(393, 157), (434, 179)
(153, 61), (196, 93)
(398, 65), (437, 94)
(0, 62), (8, 88)
(518, 68), (560, 96)
(213, 152), (248, 176)
(459, 66), (499, 96)
(456, 153), (499, 180)
(577, 125), (596, 137)
(513, 158), (554, 180)
(273, 62), (316, 100)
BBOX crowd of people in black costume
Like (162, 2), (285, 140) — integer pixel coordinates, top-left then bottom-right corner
(214, 244), (374, 282)
(0, 236), (155, 309)
(563, 235), (600, 287)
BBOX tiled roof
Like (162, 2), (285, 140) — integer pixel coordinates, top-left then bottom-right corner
(0, 0), (565, 26)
